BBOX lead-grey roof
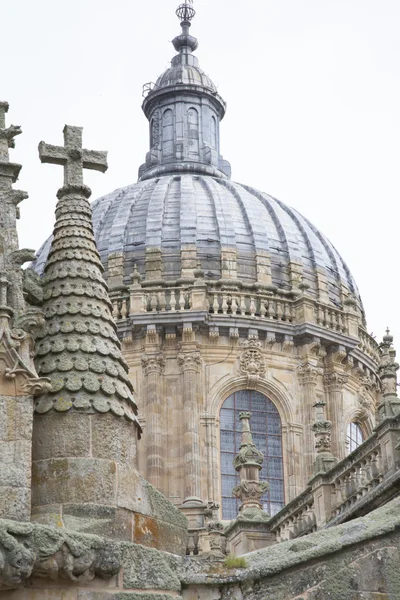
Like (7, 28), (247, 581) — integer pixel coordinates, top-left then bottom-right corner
(34, 174), (361, 309)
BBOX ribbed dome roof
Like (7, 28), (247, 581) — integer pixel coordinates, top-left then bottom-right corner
(155, 64), (217, 93)
(34, 174), (361, 309)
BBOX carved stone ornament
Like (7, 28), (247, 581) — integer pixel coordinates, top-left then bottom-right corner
(177, 351), (201, 372)
(240, 344), (266, 384)
(297, 362), (321, 385)
(323, 371), (348, 391)
(0, 521), (122, 590)
(232, 480), (269, 505)
(141, 353), (165, 375)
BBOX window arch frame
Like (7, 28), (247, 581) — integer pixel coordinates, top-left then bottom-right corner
(219, 389), (285, 520)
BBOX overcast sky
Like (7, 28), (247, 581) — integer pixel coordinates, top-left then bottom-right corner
(4, 0), (400, 347)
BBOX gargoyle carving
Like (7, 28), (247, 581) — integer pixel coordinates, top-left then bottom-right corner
(0, 124), (22, 149)
(0, 521), (122, 590)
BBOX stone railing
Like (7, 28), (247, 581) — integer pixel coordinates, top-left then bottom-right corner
(315, 302), (348, 335)
(109, 285), (381, 369)
(358, 328), (381, 364)
(207, 289), (295, 322)
(266, 415), (400, 542)
(267, 489), (316, 542)
(327, 437), (382, 520)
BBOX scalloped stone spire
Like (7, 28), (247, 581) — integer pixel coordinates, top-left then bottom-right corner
(34, 126), (141, 429)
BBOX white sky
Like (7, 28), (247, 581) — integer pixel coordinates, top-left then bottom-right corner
(4, 0), (400, 346)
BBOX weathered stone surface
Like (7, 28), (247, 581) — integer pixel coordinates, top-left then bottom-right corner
(0, 396), (32, 441)
(0, 487), (30, 521)
(32, 458), (117, 505)
(33, 413), (91, 459)
(91, 413), (137, 463)
(78, 594), (182, 600)
(62, 504), (133, 541)
(121, 543), (181, 591)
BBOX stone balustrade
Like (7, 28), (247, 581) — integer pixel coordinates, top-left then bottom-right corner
(208, 289), (295, 321)
(182, 415), (400, 556)
(265, 414), (400, 543)
(315, 302), (348, 334)
(358, 328), (381, 363)
(268, 489), (316, 542)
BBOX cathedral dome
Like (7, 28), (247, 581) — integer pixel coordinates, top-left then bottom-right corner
(33, 1), (362, 314)
(34, 173), (361, 310)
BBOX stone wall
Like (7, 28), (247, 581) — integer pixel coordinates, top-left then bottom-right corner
(122, 328), (378, 512)
(3, 495), (400, 599)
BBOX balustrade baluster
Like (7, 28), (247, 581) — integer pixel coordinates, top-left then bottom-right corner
(240, 295), (246, 315)
(221, 294), (229, 315)
(268, 300), (276, 319)
(121, 298), (128, 319)
(159, 290), (166, 312)
(112, 299), (119, 319)
(250, 297), (256, 317)
(213, 293), (219, 314)
(150, 293), (158, 312)
(276, 300), (283, 321)
(232, 295), (239, 315)
(260, 298), (266, 317)
(179, 290), (185, 311)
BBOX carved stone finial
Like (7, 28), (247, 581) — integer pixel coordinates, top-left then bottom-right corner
(378, 330), (400, 420)
(232, 412), (269, 513)
(311, 400), (337, 475)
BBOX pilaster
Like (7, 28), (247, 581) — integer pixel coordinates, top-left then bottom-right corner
(178, 349), (202, 499)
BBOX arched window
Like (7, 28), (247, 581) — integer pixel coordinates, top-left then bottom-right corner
(220, 390), (285, 520)
(187, 107), (199, 158)
(162, 109), (174, 158)
(346, 422), (364, 454)
(150, 113), (160, 149)
(211, 116), (217, 149)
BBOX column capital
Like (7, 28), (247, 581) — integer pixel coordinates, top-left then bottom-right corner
(323, 371), (348, 391)
(297, 362), (321, 386)
(141, 352), (165, 375)
(178, 350), (202, 373)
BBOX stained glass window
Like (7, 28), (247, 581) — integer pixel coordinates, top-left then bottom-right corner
(220, 390), (285, 520)
(346, 422), (364, 454)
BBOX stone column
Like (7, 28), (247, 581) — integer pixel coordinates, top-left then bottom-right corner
(297, 363), (320, 480)
(142, 352), (165, 492)
(324, 371), (348, 460)
(178, 350), (202, 500)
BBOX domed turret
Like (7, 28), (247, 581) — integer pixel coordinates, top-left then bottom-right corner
(139, 2), (231, 181)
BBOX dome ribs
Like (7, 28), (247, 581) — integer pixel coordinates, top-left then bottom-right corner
(302, 214), (359, 303)
(224, 181), (277, 285)
(242, 187), (294, 291)
(33, 175), (364, 316)
(199, 177), (235, 280)
(160, 176), (181, 280)
(194, 176), (222, 280)
(180, 174), (198, 278)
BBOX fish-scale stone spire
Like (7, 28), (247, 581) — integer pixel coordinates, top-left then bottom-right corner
(31, 126), (159, 541)
(34, 126), (140, 426)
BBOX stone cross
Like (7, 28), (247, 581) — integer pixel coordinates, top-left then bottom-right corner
(38, 125), (108, 186)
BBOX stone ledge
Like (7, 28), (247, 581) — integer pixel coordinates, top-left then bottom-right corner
(0, 520), (182, 592)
